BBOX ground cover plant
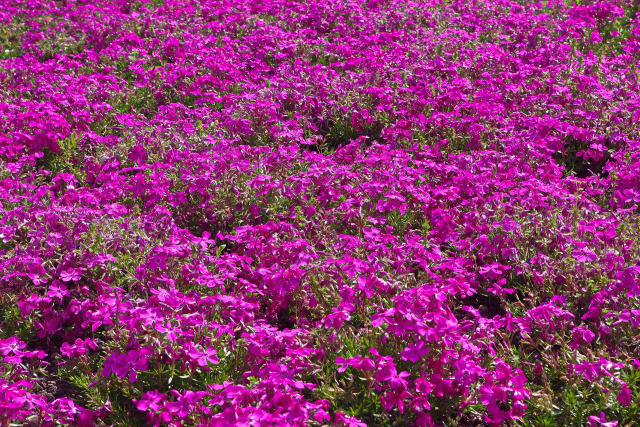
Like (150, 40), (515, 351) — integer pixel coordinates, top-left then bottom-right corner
(1, 0), (640, 425)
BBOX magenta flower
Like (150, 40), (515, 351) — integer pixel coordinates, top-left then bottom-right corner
(570, 326), (596, 348)
(573, 247), (598, 263)
(184, 343), (219, 367)
(60, 339), (97, 358)
(101, 349), (150, 383)
(0, 337), (26, 356)
(400, 341), (430, 363)
(588, 412), (618, 427)
(59, 267), (83, 282)
(616, 386), (631, 407)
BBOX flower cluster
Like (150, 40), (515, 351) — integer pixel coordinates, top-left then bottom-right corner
(1, 0), (640, 425)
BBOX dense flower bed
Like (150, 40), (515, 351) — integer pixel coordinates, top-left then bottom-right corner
(1, 0), (640, 425)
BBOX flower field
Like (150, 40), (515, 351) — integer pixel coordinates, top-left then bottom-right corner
(1, 0), (640, 425)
